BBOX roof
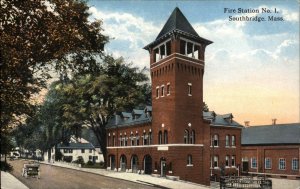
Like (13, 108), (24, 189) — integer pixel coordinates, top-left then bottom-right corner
(203, 111), (242, 128)
(144, 7), (212, 50)
(241, 123), (300, 145)
(156, 7), (200, 40)
(57, 143), (95, 149)
(106, 106), (152, 129)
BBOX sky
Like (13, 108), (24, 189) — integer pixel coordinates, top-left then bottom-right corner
(87, 0), (299, 126)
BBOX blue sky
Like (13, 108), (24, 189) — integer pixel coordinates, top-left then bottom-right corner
(87, 0), (299, 125)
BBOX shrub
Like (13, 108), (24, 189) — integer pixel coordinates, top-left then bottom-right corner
(63, 156), (73, 163)
(86, 161), (94, 166)
(55, 150), (63, 161)
(99, 161), (105, 168)
(74, 156), (84, 165)
(0, 161), (13, 171)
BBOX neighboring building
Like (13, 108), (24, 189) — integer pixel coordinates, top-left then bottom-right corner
(241, 123), (300, 179)
(44, 136), (104, 164)
(204, 111), (243, 179)
(106, 7), (215, 186)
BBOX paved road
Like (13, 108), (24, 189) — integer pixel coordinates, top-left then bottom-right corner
(9, 159), (160, 189)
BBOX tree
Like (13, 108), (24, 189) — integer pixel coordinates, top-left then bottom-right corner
(0, 0), (108, 131)
(203, 102), (209, 112)
(56, 55), (151, 165)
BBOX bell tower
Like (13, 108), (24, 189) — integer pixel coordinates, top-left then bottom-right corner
(144, 7), (212, 145)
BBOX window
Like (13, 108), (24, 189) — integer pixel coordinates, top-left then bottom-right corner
(64, 149), (68, 153)
(225, 156), (229, 167)
(231, 156), (236, 167)
(265, 158), (271, 169)
(131, 134), (134, 146)
(136, 134), (139, 146)
(187, 155), (193, 165)
(231, 135), (236, 146)
(251, 158), (257, 169)
(158, 131), (162, 145)
(279, 158), (286, 170)
(112, 136), (116, 147)
(156, 87), (159, 98)
(292, 158), (299, 170)
(143, 133), (147, 145)
(184, 130), (189, 144)
(164, 130), (168, 144)
(124, 135), (127, 146)
(225, 135), (230, 147)
(213, 134), (219, 147)
(89, 149), (92, 153)
(69, 149), (73, 153)
(214, 156), (219, 168)
(167, 84), (170, 95)
(81, 149), (85, 153)
(161, 86), (165, 97)
(107, 136), (111, 146)
(188, 83), (192, 96)
(190, 130), (195, 144)
(89, 155), (92, 161)
(149, 132), (152, 145)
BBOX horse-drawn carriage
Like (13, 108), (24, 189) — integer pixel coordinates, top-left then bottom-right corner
(22, 161), (40, 179)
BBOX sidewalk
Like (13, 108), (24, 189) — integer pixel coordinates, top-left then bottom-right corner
(42, 161), (210, 189)
(1, 171), (29, 189)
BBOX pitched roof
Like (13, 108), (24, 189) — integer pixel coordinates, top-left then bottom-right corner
(156, 7), (200, 40)
(144, 7), (212, 50)
(203, 111), (242, 128)
(57, 143), (94, 149)
(241, 123), (300, 145)
(106, 106), (152, 129)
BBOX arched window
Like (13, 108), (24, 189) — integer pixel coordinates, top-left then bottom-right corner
(231, 135), (236, 146)
(158, 131), (162, 144)
(184, 130), (189, 144)
(164, 130), (168, 144)
(190, 130), (195, 144)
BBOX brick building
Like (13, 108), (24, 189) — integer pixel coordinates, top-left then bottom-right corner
(105, 7), (245, 186)
(106, 7), (212, 185)
(241, 123), (300, 179)
(204, 111), (243, 179)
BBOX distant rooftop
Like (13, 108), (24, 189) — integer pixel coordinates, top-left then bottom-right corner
(242, 123), (300, 145)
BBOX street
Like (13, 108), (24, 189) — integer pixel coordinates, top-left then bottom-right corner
(8, 159), (160, 189)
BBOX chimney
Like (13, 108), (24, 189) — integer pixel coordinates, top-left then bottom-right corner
(272, 118), (277, 125)
(244, 121), (250, 127)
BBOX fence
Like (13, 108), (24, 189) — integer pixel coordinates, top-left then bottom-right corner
(220, 176), (272, 189)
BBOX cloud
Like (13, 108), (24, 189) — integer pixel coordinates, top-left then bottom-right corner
(88, 7), (161, 69)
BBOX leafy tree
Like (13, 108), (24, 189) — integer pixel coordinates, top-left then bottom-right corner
(203, 102), (209, 112)
(1, 0), (108, 131)
(56, 55), (151, 165)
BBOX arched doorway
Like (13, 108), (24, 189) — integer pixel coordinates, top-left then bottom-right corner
(144, 155), (152, 174)
(120, 155), (127, 172)
(109, 155), (116, 170)
(160, 157), (167, 177)
(131, 155), (138, 173)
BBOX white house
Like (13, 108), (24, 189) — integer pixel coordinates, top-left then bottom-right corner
(44, 136), (103, 164)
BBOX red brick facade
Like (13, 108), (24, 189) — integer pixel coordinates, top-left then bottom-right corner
(241, 145), (300, 179)
(210, 126), (242, 179)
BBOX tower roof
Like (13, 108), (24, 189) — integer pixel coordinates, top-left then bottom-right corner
(144, 7), (212, 50)
(156, 7), (200, 40)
